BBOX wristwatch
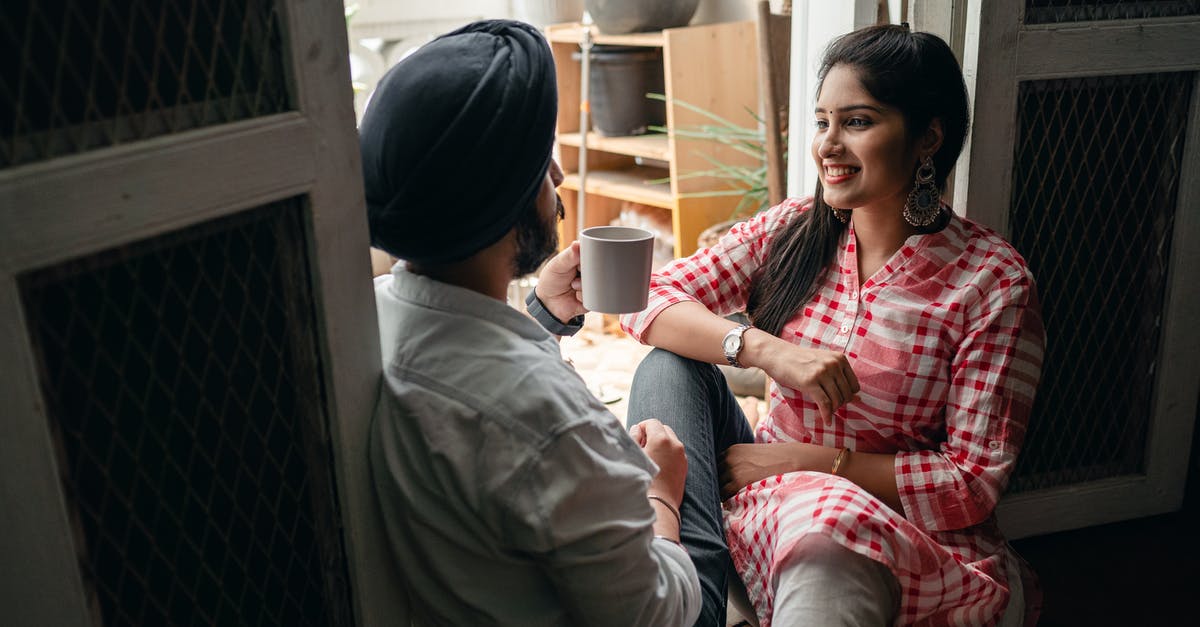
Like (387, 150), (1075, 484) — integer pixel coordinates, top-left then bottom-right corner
(722, 324), (752, 368)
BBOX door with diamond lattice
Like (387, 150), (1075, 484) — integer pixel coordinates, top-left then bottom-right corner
(0, 1), (403, 625)
(962, 1), (1200, 539)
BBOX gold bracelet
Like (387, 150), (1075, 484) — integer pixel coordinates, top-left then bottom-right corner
(831, 447), (851, 476)
(646, 494), (682, 529)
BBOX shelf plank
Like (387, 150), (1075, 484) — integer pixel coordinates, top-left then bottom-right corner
(557, 132), (669, 161)
(545, 23), (664, 47)
(560, 167), (674, 209)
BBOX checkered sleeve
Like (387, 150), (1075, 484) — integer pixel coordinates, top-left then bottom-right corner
(895, 263), (1045, 532)
(621, 198), (809, 341)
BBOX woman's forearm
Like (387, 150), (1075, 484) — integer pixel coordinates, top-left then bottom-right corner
(792, 444), (905, 517)
(835, 449), (905, 516)
(641, 301), (782, 369)
(725, 442), (904, 516)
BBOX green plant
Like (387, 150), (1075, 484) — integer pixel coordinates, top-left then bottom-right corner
(645, 93), (783, 219)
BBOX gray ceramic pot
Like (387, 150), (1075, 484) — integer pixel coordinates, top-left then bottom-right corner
(585, 0), (702, 34)
(513, 0), (585, 27)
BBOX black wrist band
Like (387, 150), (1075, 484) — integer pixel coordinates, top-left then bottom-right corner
(525, 289), (584, 337)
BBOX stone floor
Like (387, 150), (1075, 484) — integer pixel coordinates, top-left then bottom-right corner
(560, 312), (768, 428)
(558, 313), (651, 424)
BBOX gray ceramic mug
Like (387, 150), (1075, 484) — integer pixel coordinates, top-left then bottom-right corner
(579, 226), (655, 314)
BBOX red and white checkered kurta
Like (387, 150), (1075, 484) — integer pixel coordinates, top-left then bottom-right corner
(622, 199), (1045, 626)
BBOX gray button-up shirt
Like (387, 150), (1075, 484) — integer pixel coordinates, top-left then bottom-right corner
(370, 266), (701, 626)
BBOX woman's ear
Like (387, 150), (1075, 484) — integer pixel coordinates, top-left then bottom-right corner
(920, 118), (945, 160)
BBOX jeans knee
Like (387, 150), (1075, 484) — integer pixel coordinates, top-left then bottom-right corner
(633, 348), (720, 389)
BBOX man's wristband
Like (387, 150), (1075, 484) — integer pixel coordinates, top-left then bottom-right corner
(647, 494), (682, 529)
(525, 289), (584, 337)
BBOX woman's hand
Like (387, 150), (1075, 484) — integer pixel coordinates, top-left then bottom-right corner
(754, 335), (860, 425)
(719, 442), (823, 500)
(535, 241), (586, 323)
(629, 419), (687, 508)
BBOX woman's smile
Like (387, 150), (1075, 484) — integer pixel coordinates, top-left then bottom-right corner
(822, 164), (861, 184)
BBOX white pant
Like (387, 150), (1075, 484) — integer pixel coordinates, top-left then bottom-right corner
(732, 534), (1027, 627)
(771, 534), (900, 626)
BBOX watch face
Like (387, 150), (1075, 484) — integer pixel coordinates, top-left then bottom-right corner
(723, 334), (739, 353)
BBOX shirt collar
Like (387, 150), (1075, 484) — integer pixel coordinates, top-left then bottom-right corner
(386, 263), (552, 342)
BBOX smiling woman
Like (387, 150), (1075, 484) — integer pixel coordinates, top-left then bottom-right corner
(812, 76), (929, 221)
(618, 23), (1044, 627)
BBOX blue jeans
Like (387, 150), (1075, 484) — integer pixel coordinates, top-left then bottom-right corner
(627, 349), (756, 627)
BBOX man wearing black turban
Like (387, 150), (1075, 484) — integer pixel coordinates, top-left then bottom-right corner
(363, 20), (700, 625)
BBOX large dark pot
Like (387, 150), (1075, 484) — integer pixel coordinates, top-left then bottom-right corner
(574, 46), (665, 136)
(585, 0), (702, 34)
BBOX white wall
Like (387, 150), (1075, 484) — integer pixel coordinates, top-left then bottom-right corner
(788, 2), (856, 197)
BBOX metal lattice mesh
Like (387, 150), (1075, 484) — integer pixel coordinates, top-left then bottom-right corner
(1025, 0), (1200, 23)
(19, 199), (354, 627)
(1007, 72), (1192, 493)
(0, 0), (293, 169)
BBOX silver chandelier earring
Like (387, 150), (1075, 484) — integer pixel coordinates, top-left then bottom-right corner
(903, 156), (941, 227)
(832, 208), (850, 223)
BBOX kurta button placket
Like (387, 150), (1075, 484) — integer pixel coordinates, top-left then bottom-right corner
(838, 279), (860, 347)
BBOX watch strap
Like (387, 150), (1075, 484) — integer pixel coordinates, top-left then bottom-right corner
(525, 289), (585, 337)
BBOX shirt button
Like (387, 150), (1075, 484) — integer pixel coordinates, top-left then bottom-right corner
(850, 291), (859, 300)
(839, 322), (851, 334)
(988, 441), (1002, 450)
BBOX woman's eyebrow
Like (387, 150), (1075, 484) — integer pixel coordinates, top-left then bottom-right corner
(814, 104), (885, 114)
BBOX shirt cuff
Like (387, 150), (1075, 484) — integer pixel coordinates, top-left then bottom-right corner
(525, 289), (585, 337)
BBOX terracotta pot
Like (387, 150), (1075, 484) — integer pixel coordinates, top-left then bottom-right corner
(585, 0), (701, 34)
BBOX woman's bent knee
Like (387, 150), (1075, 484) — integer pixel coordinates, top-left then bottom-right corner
(771, 535), (900, 626)
(632, 348), (721, 390)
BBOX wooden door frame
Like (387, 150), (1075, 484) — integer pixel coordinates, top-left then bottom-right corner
(959, 1), (1200, 539)
(0, 1), (401, 623)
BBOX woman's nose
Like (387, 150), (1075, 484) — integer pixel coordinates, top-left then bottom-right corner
(818, 130), (842, 159)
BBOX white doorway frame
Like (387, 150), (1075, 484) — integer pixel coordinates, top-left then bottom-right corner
(0, 1), (402, 623)
(957, 1), (1200, 539)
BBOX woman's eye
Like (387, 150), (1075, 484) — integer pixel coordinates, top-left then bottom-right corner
(846, 118), (872, 128)
(814, 119), (829, 130)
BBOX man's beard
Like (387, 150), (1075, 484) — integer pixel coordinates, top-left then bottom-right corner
(512, 194), (565, 277)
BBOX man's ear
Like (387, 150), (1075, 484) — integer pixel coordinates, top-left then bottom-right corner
(920, 118), (945, 159)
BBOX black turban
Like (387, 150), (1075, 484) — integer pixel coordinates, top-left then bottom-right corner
(359, 20), (558, 264)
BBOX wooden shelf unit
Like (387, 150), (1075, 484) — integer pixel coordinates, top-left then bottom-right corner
(546, 20), (759, 258)
(560, 166), (673, 209)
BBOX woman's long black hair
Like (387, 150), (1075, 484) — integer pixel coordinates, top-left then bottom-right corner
(745, 24), (970, 336)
